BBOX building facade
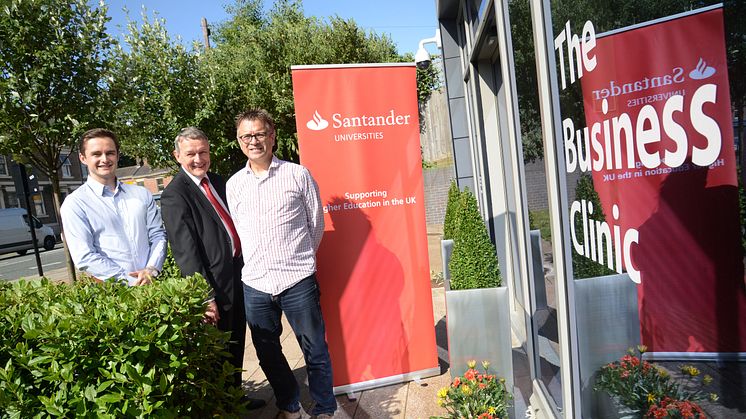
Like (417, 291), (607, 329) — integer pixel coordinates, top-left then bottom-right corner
(0, 152), (87, 237)
(435, 0), (744, 417)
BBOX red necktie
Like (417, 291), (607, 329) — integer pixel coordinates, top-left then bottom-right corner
(200, 178), (241, 257)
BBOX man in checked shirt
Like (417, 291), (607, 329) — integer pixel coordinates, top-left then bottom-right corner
(226, 109), (336, 419)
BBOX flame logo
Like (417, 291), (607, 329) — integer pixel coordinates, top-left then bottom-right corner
(689, 58), (716, 80)
(306, 110), (329, 131)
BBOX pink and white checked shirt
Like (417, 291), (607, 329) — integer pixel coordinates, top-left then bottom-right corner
(226, 157), (324, 295)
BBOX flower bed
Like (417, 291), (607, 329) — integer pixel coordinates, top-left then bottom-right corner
(595, 346), (717, 418)
(434, 360), (511, 419)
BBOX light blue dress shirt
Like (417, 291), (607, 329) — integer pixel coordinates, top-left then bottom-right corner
(60, 177), (167, 285)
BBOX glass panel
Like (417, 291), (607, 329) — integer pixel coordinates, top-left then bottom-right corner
(466, 0), (481, 39)
(508, 0), (565, 410)
(544, 0), (744, 416)
(61, 155), (72, 178)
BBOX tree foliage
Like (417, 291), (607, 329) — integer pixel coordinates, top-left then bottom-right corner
(107, 10), (209, 170)
(0, 0), (114, 280)
(0, 0), (112, 189)
(3, 0), (443, 183)
(105, 0), (439, 176)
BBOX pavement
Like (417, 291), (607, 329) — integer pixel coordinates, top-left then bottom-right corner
(241, 286), (450, 419)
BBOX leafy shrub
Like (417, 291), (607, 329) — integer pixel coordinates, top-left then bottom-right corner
(595, 346), (716, 417)
(442, 180), (462, 241)
(0, 275), (246, 418)
(448, 188), (501, 290)
(433, 360), (511, 419)
(160, 245), (182, 279)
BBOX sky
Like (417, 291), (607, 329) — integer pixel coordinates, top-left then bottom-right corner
(102, 0), (439, 56)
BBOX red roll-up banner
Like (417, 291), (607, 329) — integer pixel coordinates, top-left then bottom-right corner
(292, 64), (439, 390)
(578, 7), (746, 353)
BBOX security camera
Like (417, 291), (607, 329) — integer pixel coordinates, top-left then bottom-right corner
(415, 29), (441, 70)
(415, 47), (431, 69)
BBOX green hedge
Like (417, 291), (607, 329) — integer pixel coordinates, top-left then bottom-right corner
(448, 188), (502, 290)
(0, 275), (246, 418)
(442, 180), (462, 241)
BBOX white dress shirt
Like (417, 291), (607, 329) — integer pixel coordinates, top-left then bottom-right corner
(226, 157), (324, 295)
(60, 177), (167, 285)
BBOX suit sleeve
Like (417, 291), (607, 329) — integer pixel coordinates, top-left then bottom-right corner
(160, 188), (215, 295)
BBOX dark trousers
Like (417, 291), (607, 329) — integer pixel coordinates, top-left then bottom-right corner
(243, 274), (336, 415)
(217, 260), (247, 388)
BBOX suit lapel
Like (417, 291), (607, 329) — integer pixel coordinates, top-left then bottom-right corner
(179, 169), (224, 229)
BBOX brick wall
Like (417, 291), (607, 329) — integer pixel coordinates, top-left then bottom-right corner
(424, 165), (456, 225)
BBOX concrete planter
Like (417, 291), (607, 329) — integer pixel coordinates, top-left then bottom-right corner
(441, 240), (513, 387)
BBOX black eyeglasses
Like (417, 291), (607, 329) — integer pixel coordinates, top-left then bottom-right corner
(237, 132), (268, 143)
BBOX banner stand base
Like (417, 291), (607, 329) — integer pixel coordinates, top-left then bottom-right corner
(643, 352), (746, 362)
(332, 366), (441, 396)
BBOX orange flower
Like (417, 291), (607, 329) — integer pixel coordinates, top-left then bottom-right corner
(452, 377), (461, 388)
(464, 369), (477, 381)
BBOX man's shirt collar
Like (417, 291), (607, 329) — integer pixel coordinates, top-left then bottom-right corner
(86, 176), (121, 196)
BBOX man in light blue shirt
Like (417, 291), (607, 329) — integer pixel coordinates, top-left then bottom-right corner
(61, 128), (167, 285)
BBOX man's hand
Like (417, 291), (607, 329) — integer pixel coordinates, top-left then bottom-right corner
(128, 267), (156, 286)
(204, 300), (220, 325)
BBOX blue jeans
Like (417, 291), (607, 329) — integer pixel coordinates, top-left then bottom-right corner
(243, 274), (336, 415)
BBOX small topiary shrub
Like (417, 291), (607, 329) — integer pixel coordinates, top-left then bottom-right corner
(0, 275), (246, 418)
(448, 188), (502, 290)
(442, 180), (462, 241)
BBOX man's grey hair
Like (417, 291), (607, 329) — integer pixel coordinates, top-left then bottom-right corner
(174, 127), (209, 152)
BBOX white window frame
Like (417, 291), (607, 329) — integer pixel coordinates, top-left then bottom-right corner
(61, 155), (73, 178)
(33, 188), (47, 216)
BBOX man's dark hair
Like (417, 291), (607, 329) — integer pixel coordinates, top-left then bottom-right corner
(79, 128), (120, 154)
(235, 108), (276, 134)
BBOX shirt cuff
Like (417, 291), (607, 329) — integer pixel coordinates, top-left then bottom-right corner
(145, 266), (160, 278)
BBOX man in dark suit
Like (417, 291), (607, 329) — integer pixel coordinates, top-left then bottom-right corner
(161, 127), (264, 410)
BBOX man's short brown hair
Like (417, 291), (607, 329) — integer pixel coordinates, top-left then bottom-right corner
(79, 128), (120, 154)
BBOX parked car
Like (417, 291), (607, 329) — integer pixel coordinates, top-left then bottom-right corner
(0, 208), (56, 255)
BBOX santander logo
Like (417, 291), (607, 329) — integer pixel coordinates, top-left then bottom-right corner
(305, 109), (413, 132)
(689, 58), (716, 80)
(306, 110), (329, 131)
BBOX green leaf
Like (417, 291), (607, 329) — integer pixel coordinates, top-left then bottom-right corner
(97, 380), (114, 393)
(97, 393), (123, 403)
(84, 385), (97, 401)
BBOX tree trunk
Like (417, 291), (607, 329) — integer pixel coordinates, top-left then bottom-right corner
(50, 173), (77, 283)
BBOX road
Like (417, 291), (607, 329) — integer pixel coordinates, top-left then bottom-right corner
(0, 244), (66, 281)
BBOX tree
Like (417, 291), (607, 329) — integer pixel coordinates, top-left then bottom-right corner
(0, 0), (114, 280)
(107, 9), (209, 170)
(202, 0), (409, 173)
(106, 0), (442, 176)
